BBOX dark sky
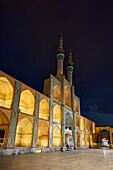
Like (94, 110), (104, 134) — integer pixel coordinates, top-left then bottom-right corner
(1, 0), (113, 127)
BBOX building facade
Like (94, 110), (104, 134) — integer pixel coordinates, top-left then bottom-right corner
(0, 35), (95, 155)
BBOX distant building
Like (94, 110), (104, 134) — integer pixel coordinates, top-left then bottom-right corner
(0, 35), (95, 155)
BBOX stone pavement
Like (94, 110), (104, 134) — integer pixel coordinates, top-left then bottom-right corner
(0, 149), (113, 170)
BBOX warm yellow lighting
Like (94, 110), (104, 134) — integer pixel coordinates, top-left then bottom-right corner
(37, 122), (49, 148)
(76, 115), (79, 128)
(53, 105), (61, 123)
(19, 90), (35, 115)
(77, 131), (80, 147)
(0, 110), (9, 125)
(0, 77), (13, 109)
(15, 118), (33, 147)
(82, 132), (85, 146)
(86, 119), (88, 131)
(93, 123), (95, 133)
(65, 85), (71, 108)
(86, 133), (89, 146)
(81, 117), (84, 130)
(90, 134), (93, 147)
(75, 100), (79, 113)
(53, 85), (61, 102)
(53, 126), (61, 147)
(39, 99), (49, 120)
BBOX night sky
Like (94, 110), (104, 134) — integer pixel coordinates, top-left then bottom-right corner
(1, 1), (113, 127)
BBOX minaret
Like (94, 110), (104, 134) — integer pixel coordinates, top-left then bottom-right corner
(66, 49), (74, 85)
(56, 34), (65, 80)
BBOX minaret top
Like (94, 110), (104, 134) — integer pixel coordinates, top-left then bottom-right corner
(57, 33), (64, 54)
(67, 48), (74, 67)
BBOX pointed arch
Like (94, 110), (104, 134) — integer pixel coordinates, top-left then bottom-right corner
(76, 115), (80, 129)
(39, 99), (49, 120)
(19, 90), (35, 115)
(65, 85), (71, 108)
(75, 100), (79, 113)
(0, 110), (9, 125)
(15, 117), (33, 147)
(81, 117), (84, 130)
(53, 105), (61, 123)
(53, 85), (61, 102)
(65, 112), (72, 126)
(0, 77), (13, 109)
(53, 126), (61, 147)
(37, 122), (49, 148)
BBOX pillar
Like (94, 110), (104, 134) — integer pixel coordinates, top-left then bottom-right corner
(49, 75), (54, 147)
(61, 75), (65, 148)
(32, 93), (40, 148)
(84, 118), (87, 147)
(71, 85), (76, 149)
(8, 81), (21, 148)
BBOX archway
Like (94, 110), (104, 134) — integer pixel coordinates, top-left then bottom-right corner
(100, 129), (109, 143)
(82, 132), (85, 147)
(0, 110), (9, 148)
(81, 117), (84, 130)
(15, 118), (33, 148)
(39, 99), (49, 120)
(76, 115), (80, 129)
(77, 131), (80, 147)
(53, 105), (61, 123)
(0, 77), (13, 109)
(75, 100), (79, 113)
(53, 126), (61, 147)
(53, 85), (61, 102)
(65, 85), (71, 108)
(37, 122), (49, 148)
(19, 90), (35, 115)
(65, 112), (72, 130)
(86, 133), (89, 146)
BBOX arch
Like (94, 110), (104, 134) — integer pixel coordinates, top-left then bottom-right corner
(77, 131), (80, 147)
(15, 117), (33, 148)
(100, 129), (109, 141)
(86, 133), (89, 146)
(53, 105), (61, 123)
(76, 115), (80, 129)
(82, 132), (85, 147)
(39, 99), (49, 120)
(65, 85), (71, 108)
(53, 126), (61, 147)
(75, 100), (79, 113)
(0, 110), (9, 148)
(37, 122), (49, 148)
(0, 77), (13, 109)
(65, 113), (72, 126)
(19, 90), (35, 115)
(81, 117), (84, 130)
(53, 85), (61, 102)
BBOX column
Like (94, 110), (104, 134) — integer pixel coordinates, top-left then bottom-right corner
(61, 75), (65, 148)
(32, 93), (40, 148)
(79, 116), (82, 147)
(8, 81), (21, 148)
(71, 85), (76, 149)
(84, 118), (87, 147)
(49, 75), (54, 147)
(88, 120), (91, 148)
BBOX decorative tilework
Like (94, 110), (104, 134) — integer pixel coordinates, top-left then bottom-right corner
(8, 81), (21, 148)
(33, 93), (40, 148)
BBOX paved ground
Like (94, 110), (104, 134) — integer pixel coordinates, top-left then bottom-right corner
(0, 149), (113, 170)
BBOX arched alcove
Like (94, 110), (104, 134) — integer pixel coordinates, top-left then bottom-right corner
(37, 122), (49, 148)
(65, 113), (72, 130)
(65, 85), (71, 108)
(39, 99), (49, 120)
(100, 129), (109, 142)
(86, 133), (89, 146)
(53, 85), (61, 102)
(0, 110), (9, 148)
(53, 105), (61, 123)
(81, 117), (84, 130)
(77, 131), (80, 147)
(75, 100), (79, 113)
(82, 132), (85, 147)
(19, 90), (35, 115)
(76, 115), (80, 129)
(53, 126), (61, 147)
(0, 77), (13, 109)
(15, 117), (33, 148)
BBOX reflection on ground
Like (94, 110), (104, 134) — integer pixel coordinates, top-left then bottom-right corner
(0, 149), (113, 170)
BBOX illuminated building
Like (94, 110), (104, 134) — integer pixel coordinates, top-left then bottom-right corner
(0, 35), (96, 155)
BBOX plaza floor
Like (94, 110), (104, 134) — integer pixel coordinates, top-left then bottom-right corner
(0, 149), (113, 170)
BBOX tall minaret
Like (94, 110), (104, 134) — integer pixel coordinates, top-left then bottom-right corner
(66, 49), (74, 85)
(56, 34), (65, 80)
